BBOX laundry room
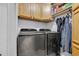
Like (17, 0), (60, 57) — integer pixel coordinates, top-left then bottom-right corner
(0, 3), (79, 56)
(17, 3), (75, 56)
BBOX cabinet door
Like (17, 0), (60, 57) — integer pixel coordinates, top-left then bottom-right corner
(30, 3), (35, 18)
(0, 4), (8, 56)
(18, 3), (31, 17)
(72, 6), (79, 56)
(34, 3), (41, 19)
(18, 3), (51, 22)
(25, 3), (31, 17)
(30, 3), (41, 19)
(72, 3), (79, 11)
(18, 3), (26, 16)
(41, 4), (51, 20)
(30, 3), (51, 20)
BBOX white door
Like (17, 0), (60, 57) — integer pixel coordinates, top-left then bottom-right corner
(0, 4), (8, 56)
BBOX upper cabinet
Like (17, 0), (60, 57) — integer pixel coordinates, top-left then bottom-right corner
(18, 3), (31, 19)
(30, 3), (41, 19)
(18, 3), (52, 23)
(41, 4), (51, 20)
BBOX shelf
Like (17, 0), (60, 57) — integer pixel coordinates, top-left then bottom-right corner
(18, 15), (52, 23)
(52, 7), (72, 18)
(51, 3), (64, 7)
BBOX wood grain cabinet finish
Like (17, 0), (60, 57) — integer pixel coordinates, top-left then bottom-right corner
(72, 3), (79, 11)
(18, 3), (31, 19)
(72, 4), (79, 56)
(18, 3), (52, 22)
(30, 3), (41, 19)
(40, 4), (51, 20)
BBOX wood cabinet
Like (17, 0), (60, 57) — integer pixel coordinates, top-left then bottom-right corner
(18, 3), (52, 22)
(72, 4), (79, 56)
(18, 3), (31, 19)
(40, 4), (51, 20)
(72, 3), (79, 11)
(30, 3), (41, 19)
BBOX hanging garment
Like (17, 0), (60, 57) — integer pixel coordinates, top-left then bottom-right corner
(61, 17), (66, 51)
(56, 18), (63, 32)
(69, 18), (72, 53)
(56, 18), (63, 47)
(61, 15), (71, 52)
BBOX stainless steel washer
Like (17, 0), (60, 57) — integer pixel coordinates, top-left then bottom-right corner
(17, 29), (47, 56)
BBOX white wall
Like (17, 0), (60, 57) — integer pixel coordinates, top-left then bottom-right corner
(46, 21), (57, 32)
(18, 19), (48, 32)
(18, 19), (58, 32)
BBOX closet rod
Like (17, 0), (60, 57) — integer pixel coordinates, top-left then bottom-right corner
(52, 7), (72, 18)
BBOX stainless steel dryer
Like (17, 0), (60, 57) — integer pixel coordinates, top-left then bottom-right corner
(39, 29), (61, 56)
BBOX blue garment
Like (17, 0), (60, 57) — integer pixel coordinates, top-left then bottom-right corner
(61, 16), (71, 52)
(56, 18), (63, 32)
(69, 21), (72, 53)
(56, 18), (63, 47)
